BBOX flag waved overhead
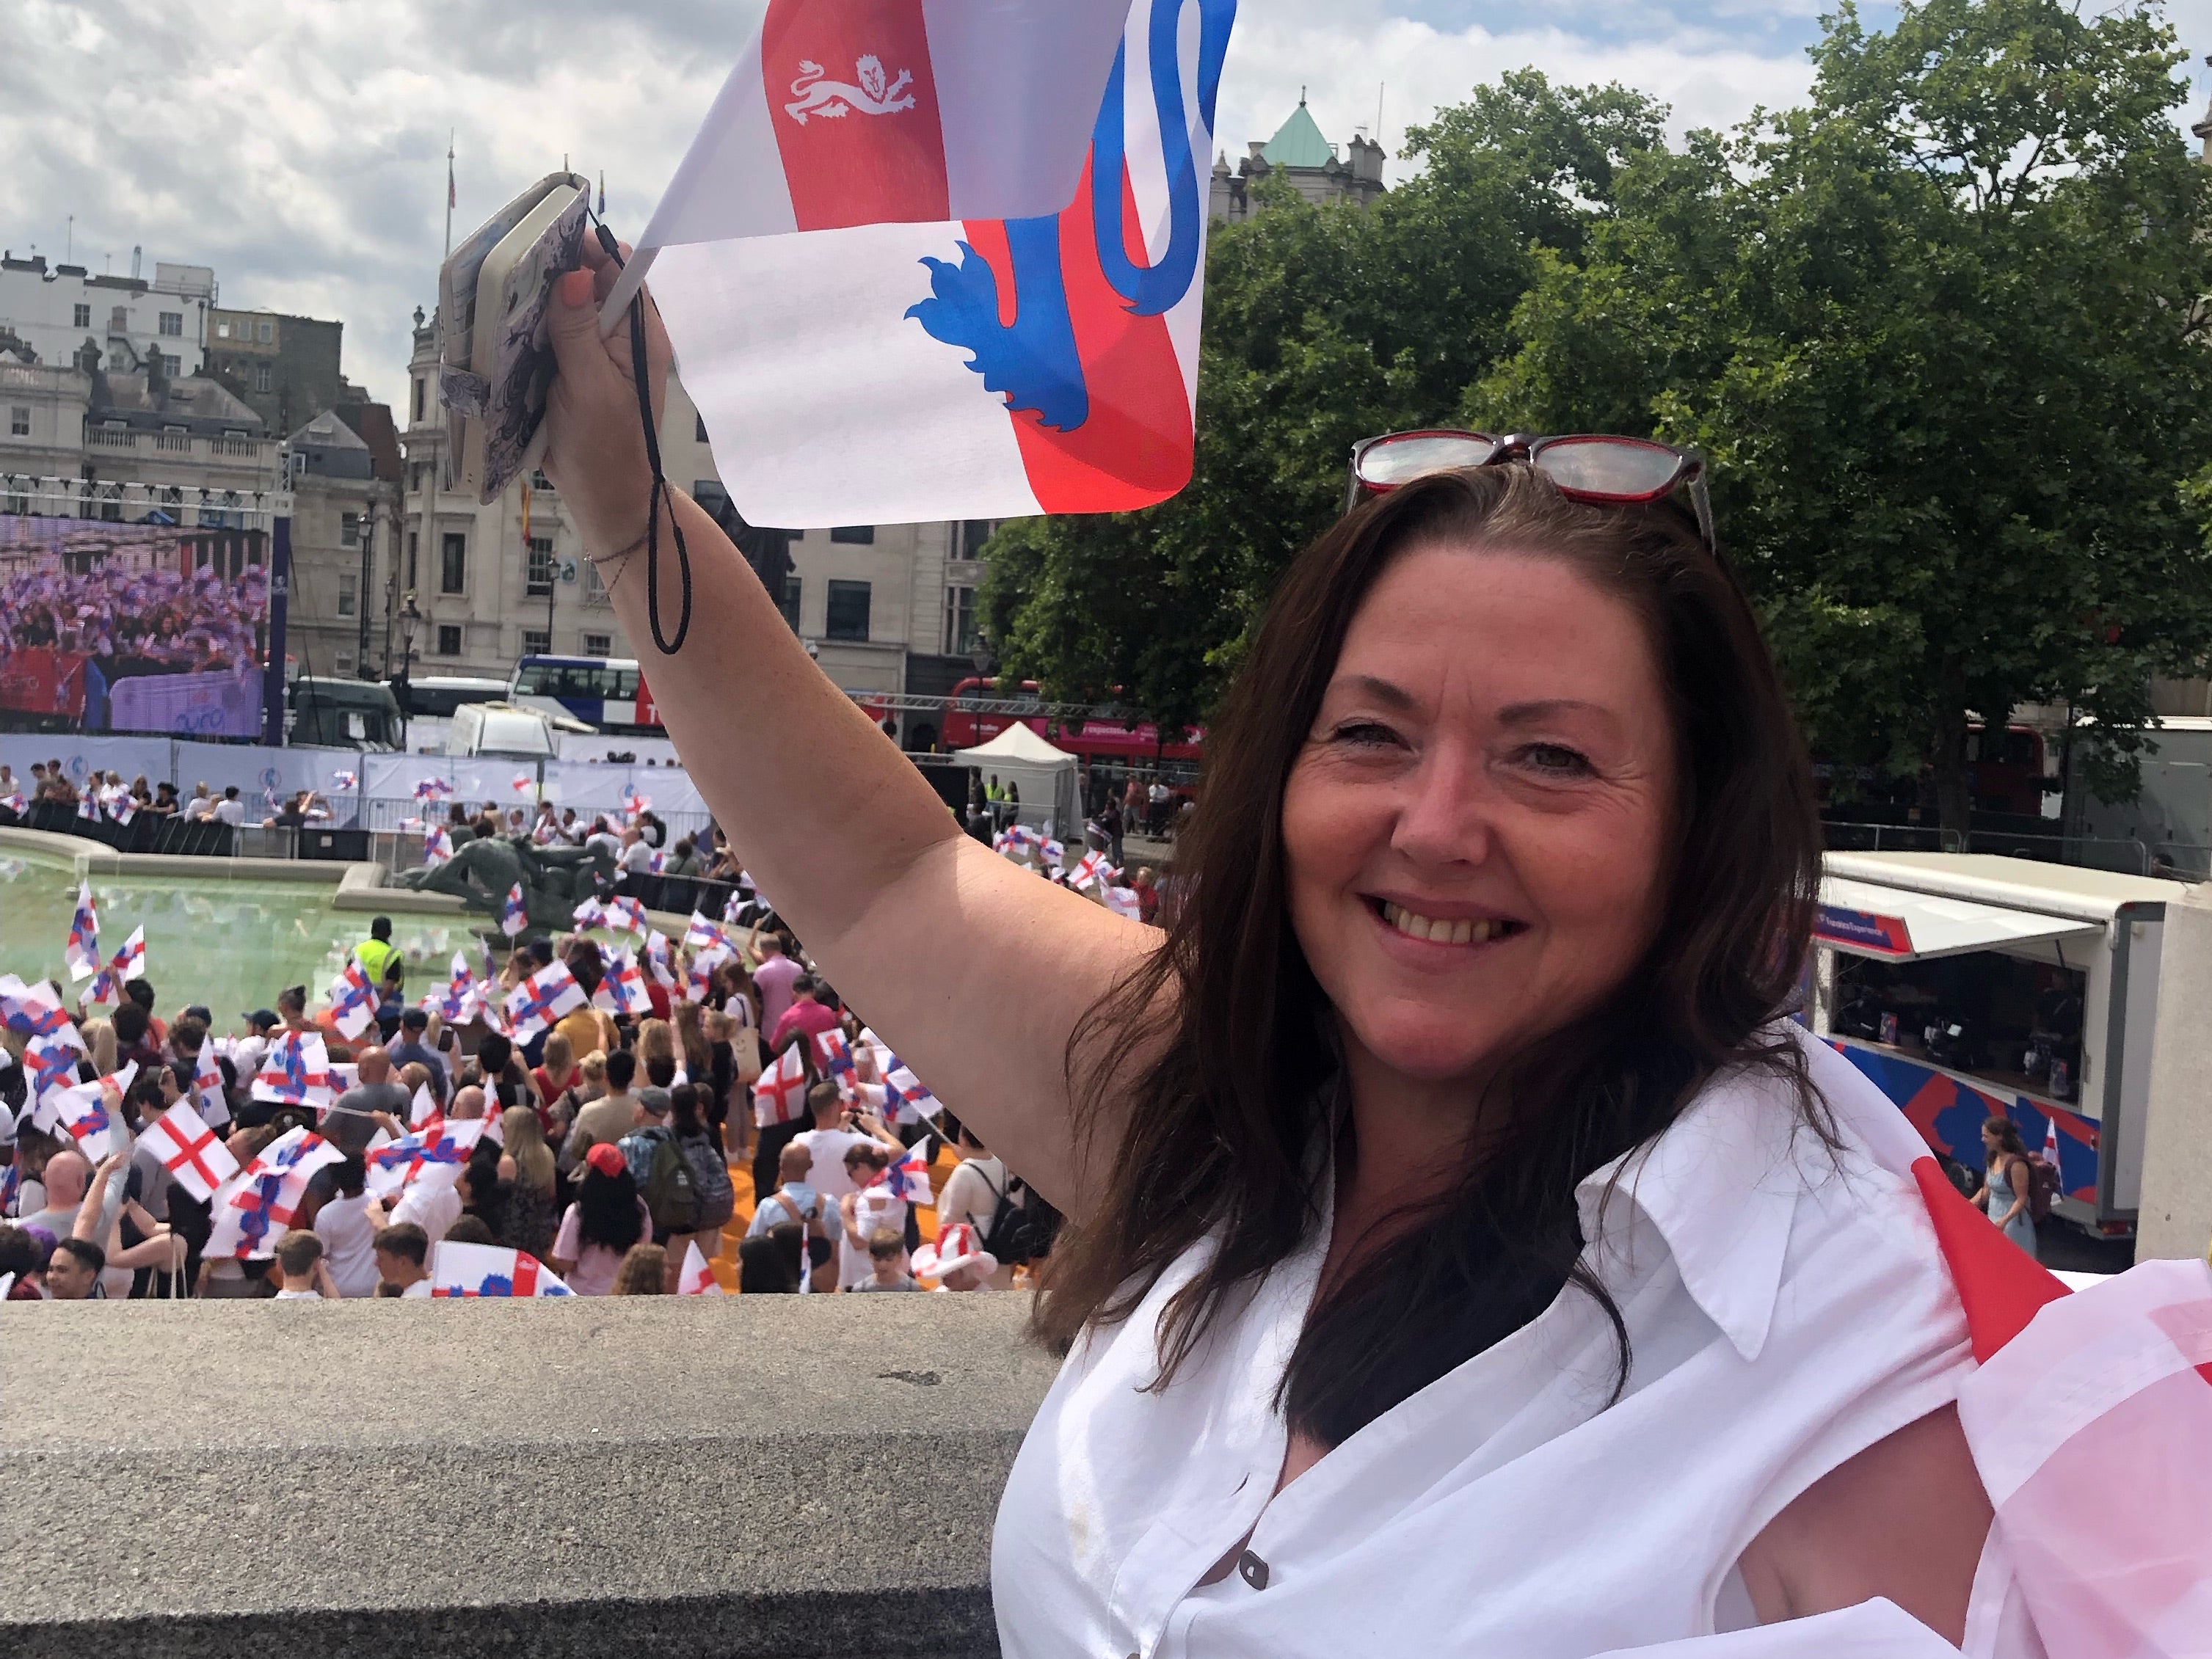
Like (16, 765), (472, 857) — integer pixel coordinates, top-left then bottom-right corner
(650, 0), (1237, 527)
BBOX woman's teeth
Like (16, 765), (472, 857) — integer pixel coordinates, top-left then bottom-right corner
(1380, 902), (1500, 947)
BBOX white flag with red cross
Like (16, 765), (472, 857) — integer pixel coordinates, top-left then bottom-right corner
(141, 1101), (241, 1203)
(677, 1239), (724, 1296)
(752, 1044), (810, 1127)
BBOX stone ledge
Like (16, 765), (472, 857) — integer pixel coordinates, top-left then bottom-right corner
(1, 1296), (1058, 1658)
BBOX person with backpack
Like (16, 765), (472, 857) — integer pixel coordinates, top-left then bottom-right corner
(615, 1087), (700, 1253)
(658, 1083), (735, 1288)
(936, 1123), (1016, 1290)
(1974, 1115), (2040, 1259)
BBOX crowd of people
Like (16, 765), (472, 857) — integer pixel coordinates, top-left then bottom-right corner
(1, 555), (268, 676)
(1, 884), (1061, 1302)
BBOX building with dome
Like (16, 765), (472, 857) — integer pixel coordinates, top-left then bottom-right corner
(1210, 92), (1387, 223)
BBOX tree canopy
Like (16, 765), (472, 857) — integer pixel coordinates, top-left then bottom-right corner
(982, 0), (2212, 828)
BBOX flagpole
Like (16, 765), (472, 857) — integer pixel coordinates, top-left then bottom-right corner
(444, 131), (456, 257)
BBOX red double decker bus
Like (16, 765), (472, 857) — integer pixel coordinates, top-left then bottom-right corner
(939, 678), (1203, 770)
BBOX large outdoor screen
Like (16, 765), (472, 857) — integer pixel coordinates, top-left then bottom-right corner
(0, 516), (273, 738)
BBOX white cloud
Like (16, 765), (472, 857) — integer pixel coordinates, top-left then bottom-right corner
(5, 0), (2208, 416)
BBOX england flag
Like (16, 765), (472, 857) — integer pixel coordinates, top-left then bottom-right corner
(594, 947), (652, 1017)
(500, 882), (529, 938)
(872, 1137), (936, 1206)
(327, 960), (379, 1041)
(432, 1241), (574, 1297)
(503, 960), (587, 1041)
(205, 1128), (343, 1258)
(65, 883), (100, 981)
(252, 1031), (337, 1109)
(140, 1101), (241, 1203)
(677, 1239), (724, 1296)
(644, 0), (1236, 528)
(752, 1045), (810, 1128)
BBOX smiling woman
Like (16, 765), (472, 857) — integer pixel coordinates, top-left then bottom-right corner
(539, 246), (2023, 1657)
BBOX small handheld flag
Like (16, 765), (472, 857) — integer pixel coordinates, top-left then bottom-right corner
(423, 825), (455, 868)
(142, 1101), (240, 1203)
(593, 947), (651, 1016)
(676, 1238), (724, 1296)
(252, 1030), (337, 1108)
(871, 1137), (936, 1206)
(500, 882), (528, 937)
(65, 882), (100, 981)
(606, 895), (651, 936)
(752, 1044), (809, 1127)
(204, 1126), (343, 1258)
(503, 960), (587, 1041)
(431, 1241), (574, 1297)
(327, 960), (379, 1041)
(814, 1028), (857, 1100)
(330, 770), (359, 790)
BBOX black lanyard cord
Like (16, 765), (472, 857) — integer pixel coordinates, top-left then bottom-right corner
(595, 222), (692, 655)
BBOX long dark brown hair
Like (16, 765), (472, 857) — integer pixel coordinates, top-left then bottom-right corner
(1039, 465), (1828, 1446)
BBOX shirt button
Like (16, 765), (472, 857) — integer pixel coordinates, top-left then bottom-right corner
(1237, 1550), (1270, 1590)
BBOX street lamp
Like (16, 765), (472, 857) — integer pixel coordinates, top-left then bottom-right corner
(355, 499), (376, 676)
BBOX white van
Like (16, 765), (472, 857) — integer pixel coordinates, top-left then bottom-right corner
(443, 701), (589, 759)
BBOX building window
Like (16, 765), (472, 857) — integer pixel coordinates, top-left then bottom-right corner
(256, 319), (274, 343)
(73, 304), (91, 328)
(958, 519), (994, 559)
(944, 585), (978, 657)
(8, 406), (26, 437)
(525, 536), (555, 597)
(584, 560), (609, 605)
(582, 631), (612, 657)
(440, 532), (467, 594)
(334, 650), (355, 675)
(337, 574), (358, 617)
(215, 319), (231, 340)
(159, 311), (183, 337)
(340, 511), (360, 547)
(696, 413), (709, 442)
(829, 524), (875, 544)
(522, 628), (552, 657)
(436, 624), (462, 657)
(160, 354), (180, 377)
(779, 575), (801, 632)
(412, 379), (425, 423)
(254, 365), (272, 393)
(825, 578), (871, 641)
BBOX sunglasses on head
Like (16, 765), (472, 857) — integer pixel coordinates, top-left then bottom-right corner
(1347, 429), (1714, 549)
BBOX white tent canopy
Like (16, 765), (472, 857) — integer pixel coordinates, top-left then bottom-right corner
(959, 723), (1079, 839)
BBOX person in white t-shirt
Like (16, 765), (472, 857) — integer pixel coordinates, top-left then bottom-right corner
(372, 1222), (434, 1297)
(270, 1229), (338, 1299)
(181, 782), (217, 821)
(313, 1159), (384, 1297)
(212, 786), (247, 826)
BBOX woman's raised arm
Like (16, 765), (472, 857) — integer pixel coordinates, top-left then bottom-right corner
(539, 241), (1153, 1207)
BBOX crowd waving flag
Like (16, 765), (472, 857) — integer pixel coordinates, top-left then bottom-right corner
(873, 1137), (936, 1206)
(1, 974), (75, 1040)
(643, 0), (1236, 528)
(205, 1128), (343, 1258)
(500, 882), (528, 938)
(594, 947), (652, 1016)
(327, 960), (379, 1041)
(503, 960), (587, 1042)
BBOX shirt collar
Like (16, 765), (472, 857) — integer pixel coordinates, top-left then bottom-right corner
(1574, 1057), (1812, 1364)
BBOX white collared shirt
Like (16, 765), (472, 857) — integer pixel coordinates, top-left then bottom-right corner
(992, 1028), (2044, 1658)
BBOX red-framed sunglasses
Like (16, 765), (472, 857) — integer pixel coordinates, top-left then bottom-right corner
(1347, 429), (1714, 548)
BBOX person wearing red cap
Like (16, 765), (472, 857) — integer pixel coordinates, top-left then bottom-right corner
(549, 1142), (652, 1296)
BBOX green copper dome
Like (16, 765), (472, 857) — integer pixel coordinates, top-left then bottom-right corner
(1262, 98), (1335, 169)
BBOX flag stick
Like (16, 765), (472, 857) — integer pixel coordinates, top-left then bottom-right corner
(597, 244), (659, 338)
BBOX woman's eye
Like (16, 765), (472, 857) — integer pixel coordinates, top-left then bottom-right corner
(1520, 743), (1593, 776)
(1330, 721), (1400, 748)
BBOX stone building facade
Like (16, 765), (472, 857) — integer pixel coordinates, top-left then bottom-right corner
(396, 303), (994, 740)
(0, 251), (214, 379)
(1209, 95), (1387, 223)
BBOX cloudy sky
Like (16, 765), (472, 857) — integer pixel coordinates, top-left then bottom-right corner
(10, 0), (2212, 413)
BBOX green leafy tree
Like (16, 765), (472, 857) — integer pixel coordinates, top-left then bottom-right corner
(979, 73), (1669, 732)
(1484, 0), (2212, 832)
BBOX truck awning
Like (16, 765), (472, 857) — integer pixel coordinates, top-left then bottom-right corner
(1815, 876), (2103, 962)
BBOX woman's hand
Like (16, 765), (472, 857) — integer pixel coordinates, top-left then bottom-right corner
(542, 236), (675, 556)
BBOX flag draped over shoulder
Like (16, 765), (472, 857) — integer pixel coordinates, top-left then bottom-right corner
(649, 0), (1237, 528)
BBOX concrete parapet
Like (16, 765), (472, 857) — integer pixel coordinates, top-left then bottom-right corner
(2139, 879), (2212, 1261)
(0, 1294), (1057, 1658)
